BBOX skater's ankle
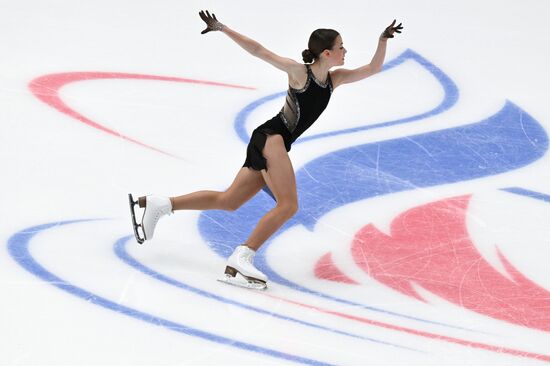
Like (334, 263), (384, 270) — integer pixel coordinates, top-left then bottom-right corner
(169, 197), (175, 212)
(242, 243), (258, 252)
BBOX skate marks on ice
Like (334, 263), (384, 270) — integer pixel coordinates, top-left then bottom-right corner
(8, 213), (550, 364)
(12, 49), (550, 363)
(8, 220), (420, 366)
(11, 219), (550, 364)
(200, 49), (548, 314)
(198, 101), (550, 361)
(316, 195), (550, 332)
(6, 222), (335, 366)
(197, 49), (550, 360)
(113, 229), (550, 362)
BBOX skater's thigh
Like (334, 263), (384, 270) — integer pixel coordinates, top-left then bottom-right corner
(261, 135), (297, 205)
(223, 167), (265, 206)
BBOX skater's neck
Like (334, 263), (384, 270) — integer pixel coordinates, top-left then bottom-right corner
(310, 60), (332, 83)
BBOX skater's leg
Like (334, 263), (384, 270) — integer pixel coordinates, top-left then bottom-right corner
(132, 168), (264, 243)
(244, 135), (298, 251)
(170, 167), (265, 211)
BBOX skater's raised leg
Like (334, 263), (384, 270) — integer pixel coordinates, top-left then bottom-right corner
(130, 167), (265, 243)
(169, 167), (265, 211)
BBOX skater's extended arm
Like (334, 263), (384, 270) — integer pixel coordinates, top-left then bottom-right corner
(331, 20), (403, 88)
(199, 10), (303, 75)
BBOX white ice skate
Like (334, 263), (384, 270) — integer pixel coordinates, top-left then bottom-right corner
(128, 194), (172, 244)
(218, 245), (268, 290)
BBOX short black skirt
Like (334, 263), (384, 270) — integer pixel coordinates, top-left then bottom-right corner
(242, 114), (292, 171)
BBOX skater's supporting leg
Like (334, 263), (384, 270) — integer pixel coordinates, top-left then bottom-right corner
(170, 167), (265, 211)
(244, 135), (298, 251)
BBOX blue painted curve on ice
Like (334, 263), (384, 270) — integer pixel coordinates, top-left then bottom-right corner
(200, 100), (548, 328)
(6, 221), (336, 366)
(201, 49), (548, 328)
(234, 49), (459, 145)
(113, 235), (419, 352)
(502, 187), (550, 202)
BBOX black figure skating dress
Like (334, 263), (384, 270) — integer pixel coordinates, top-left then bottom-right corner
(243, 64), (333, 171)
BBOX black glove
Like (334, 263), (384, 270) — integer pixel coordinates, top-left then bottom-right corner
(199, 10), (224, 34)
(381, 20), (403, 39)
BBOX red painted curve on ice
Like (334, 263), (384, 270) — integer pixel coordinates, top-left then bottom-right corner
(266, 293), (550, 362)
(314, 252), (358, 284)
(28, 72), (255, 158)
(350, 195), (550, 332)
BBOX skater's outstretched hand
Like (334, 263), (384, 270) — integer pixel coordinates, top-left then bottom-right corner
(199, 10), (224, 34)
(380, 20), (403, 39)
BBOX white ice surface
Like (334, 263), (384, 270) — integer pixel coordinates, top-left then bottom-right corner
(2, 1), (550, 365)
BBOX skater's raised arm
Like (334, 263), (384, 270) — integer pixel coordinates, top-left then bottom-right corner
(199, 10), (303, 75)
(331, 20), (403, 89)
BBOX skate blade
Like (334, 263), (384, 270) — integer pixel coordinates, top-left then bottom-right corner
(128, 193), (145, 244)
(217, 274), (267, 290)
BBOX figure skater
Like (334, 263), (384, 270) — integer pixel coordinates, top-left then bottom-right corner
(129, 10), (403, 289)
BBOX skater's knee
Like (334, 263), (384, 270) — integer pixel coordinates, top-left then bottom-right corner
(276, 200), (298, 219)
(224, 202), (241, 212)
(218, 192), (241, 212)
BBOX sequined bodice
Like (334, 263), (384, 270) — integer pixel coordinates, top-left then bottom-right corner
(278, 64), (332, 142)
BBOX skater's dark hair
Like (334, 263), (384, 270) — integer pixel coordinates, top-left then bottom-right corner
(302, 29), (340, 64)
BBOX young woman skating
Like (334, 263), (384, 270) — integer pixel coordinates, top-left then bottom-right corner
(129, 10), (403, 289)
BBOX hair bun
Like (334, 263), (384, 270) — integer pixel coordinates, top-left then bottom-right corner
(302, 49), (314, 64)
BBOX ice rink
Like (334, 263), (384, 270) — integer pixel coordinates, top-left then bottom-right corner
(2, 1), (550, 365)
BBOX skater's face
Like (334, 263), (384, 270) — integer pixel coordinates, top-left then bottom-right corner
(332, 35), (347, 66)
(322, 35), (346, 66)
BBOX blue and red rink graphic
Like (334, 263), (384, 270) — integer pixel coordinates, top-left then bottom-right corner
(10, 50), (550, 364)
